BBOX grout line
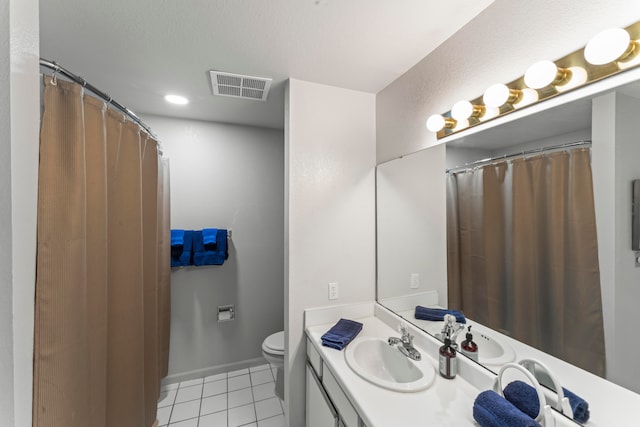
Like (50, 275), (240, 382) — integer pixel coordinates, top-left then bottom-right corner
(248, 367), (259, 424)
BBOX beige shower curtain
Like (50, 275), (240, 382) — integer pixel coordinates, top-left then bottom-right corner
(33, 76), (171, 427)
(447, 148), (606, 377)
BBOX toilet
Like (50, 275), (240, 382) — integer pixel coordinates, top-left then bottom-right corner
(262, 330), (285, 400)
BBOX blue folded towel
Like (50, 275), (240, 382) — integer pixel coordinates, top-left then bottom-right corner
(504, 380), (590, 424)
(171, 230), (193, 267)
(171, 229), (185, 246)
(193, 229), (229, 266)
(473, 390), (541, 427)
(563, 386), (590, 424)
(414, 306), (466, 324)
(202, 228), (218, 249)
(321, 319), (363, 350)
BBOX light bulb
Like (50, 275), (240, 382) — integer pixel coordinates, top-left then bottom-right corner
(556, 67), (588, 92)
(584, 28), (633, 65)
(479, 107), (500, 122)
(426, 114), (445, 132)
(482, 83), (518, 108)
(451, 101), (473, 120)
(164, 94), (189, 105)
(451, 100), (485, 121)
(524, 60), (570, 89)
(515, 88), (539, 108)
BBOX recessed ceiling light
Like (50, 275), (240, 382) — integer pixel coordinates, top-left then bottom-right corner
(164, 94), (189, 105)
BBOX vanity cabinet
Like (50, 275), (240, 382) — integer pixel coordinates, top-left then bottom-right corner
(306, 364), (338, 427)
(306, 338), (366, 427)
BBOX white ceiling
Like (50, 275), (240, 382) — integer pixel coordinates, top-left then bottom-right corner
(39, 0), (494, 130)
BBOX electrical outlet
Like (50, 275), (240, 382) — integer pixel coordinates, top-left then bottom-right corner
(410, 273), (420, 289)
(328, 282), (339, 300)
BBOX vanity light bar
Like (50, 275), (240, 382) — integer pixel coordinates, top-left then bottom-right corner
(427, 20), (640, 138)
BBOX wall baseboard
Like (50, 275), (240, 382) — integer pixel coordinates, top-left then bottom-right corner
(162, 356), (268, 386)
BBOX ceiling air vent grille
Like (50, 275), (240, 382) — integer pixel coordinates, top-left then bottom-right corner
(209, 71), (272, 101)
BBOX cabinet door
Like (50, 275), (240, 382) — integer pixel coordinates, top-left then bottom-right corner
(306, 364), (338, 427)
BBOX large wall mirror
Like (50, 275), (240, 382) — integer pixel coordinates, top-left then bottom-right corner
(376, 67), (640, 422)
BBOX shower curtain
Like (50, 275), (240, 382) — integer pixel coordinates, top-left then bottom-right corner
(33, 76), (171, 427)
(447, 148), (606, 377)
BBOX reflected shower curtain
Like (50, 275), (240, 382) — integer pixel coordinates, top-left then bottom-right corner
(447, 148), (606, 376)
(33, 76), (171, 427)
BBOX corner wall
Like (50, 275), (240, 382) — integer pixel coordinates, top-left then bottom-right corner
(1, 0), (39, 425)
(285, 79), (376, 427)
(142, 115), (285, 378)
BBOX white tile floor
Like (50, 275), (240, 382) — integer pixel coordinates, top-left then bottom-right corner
(158, 364), (285, 427)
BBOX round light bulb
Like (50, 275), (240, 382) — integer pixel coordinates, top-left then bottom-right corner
(483, 84), (510, 108)
(584, 28), (632, 65)
(426, 114), (445, 132)
(451, 100), (474, 120)
(164, 94), (189, 105)
(524, 60), (561, 89)
(515, 88), (539, 108)
(556, 67), (588, 92)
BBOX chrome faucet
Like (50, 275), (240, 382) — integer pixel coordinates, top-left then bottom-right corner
(436, 314), (465, 349)
(388, 323), (422, 361)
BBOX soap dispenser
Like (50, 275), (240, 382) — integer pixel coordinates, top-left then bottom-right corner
(439, 333), (457, 379)
(461, 325), (478, 362)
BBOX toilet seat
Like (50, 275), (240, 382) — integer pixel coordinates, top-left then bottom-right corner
(262, 331), (284, 356)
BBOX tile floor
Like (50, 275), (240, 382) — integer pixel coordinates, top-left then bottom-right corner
(157, 364), (285, 427)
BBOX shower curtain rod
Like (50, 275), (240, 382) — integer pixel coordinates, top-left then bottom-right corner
(446, 140), (592, 173)
(39, 58), (157, 140)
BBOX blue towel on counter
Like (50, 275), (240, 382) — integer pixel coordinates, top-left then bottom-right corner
(563, 386), (590, 424)
(473, 390), (541, 427)
(202, 228), (218, 250)
(171, 230), (193, 267)
(192, 229), (229, 266)
(504, 380), (590, 424)
(414, 306), (466, 324)
(321, 319), (363, 350)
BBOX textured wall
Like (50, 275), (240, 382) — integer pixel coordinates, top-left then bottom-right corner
(143, 115), (284, 378)
(377, 0), (640, 163)
(285, 79), (376, 427)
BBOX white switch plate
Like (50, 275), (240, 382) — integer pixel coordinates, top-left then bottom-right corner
(328, 282), (339, 300)
(410, 273), (420, 289)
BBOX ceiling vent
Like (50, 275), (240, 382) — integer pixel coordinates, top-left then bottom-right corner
(209, 71), (272, 101)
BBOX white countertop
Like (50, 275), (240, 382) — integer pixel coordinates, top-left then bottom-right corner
(303, 303), (597, 427)
(396, 308), (640, 426)
(306, 316), (483, 427)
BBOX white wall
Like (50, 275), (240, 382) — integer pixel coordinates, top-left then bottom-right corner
(376, 0), (640, 163)
(142, 115), (285, 379)
(0, 0), (39, 425)
(592, 92), (640, 393)
(285, 79), (376, 427)
(376, 144), (447, 305)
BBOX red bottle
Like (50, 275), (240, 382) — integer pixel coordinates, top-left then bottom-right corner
(461, 325), (479, 362)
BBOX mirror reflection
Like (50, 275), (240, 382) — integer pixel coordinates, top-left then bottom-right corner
(376, 76), (640, 398)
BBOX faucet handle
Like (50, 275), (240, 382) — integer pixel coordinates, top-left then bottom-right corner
(398, 323), (413, 341)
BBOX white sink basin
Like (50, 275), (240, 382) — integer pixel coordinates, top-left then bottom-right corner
(421, 321), (515, 367)
(344, 337), (435, 392)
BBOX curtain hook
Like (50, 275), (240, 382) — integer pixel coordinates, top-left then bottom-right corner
(51, 64), (59, 86)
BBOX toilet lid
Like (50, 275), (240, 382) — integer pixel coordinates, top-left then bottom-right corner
(264, 331), (284, 353)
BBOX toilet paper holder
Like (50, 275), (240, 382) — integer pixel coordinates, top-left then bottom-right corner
(217, 305), (235, 322)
